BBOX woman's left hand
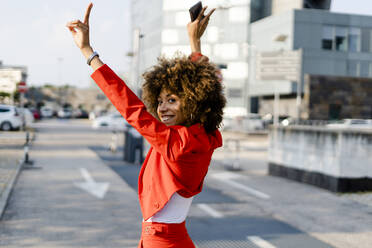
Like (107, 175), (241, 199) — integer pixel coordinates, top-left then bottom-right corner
(187, 6), (215, 42)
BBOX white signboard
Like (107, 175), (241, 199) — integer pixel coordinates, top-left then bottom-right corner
(256, 50), (302, 81)
(0, 69), (23, 93)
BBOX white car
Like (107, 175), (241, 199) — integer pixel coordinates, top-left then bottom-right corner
(92, 113), (129, 131)
(327, 119), (372, 129)
(40, 106), (54, 118)
(222, 113), (263, 131)
(57, 108), (72, 118)
(0, 105), (23, 131)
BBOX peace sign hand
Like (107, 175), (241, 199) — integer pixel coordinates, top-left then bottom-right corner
(66, 3), (93, 50)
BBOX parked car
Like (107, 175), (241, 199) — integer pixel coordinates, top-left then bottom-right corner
(92, 112), (129, 131)
(222, 113), (264, 131)
(57, 108), (72, 118)
(30, 108), (41, 120)
(40, 106), (54, 118)
(0, 104), (22, 131)
(327, 119), (372, 129)
(72, 109), (89, 119)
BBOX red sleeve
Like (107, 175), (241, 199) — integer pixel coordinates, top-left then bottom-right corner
(189, 52), (209, 62)
(91, 64), (189, 162)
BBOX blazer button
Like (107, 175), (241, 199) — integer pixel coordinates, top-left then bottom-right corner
(154, 202), (160, 208)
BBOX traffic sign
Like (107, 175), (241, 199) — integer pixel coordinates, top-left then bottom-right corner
(18, 81), (27, 93)
(256, 50), (302, 81)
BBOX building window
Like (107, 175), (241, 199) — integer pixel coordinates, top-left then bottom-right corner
(348, 27), (361, 52)
(175, 11), (190, 26)
(207, 26), (219, 43)
(322, 25), (361, 52)
(228, 88), (242, 98)
(214, 43), (239, 59)
(368, 63), (372, 77)
(228, 7), (248, 23)
(335, 27), (347, 51)
(322, 25), (333, 50)
(347, 60), (360, 77)
(162, 29), (179, 44)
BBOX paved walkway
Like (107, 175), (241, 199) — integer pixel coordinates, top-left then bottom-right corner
(0, 123), (141, 248)
(0, 131), (30, 218)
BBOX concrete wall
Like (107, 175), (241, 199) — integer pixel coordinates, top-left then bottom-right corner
(268, 126), (372, 191)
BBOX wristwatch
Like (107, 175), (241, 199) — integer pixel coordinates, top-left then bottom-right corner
(87, 51), (99, 65)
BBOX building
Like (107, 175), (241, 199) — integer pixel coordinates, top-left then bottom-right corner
(0, 61), (27, 104)
(131, 0), (371, 119)
(251, 7), (372, 118)
(0, 62), (27, 94)
(131, 0), (271, 109)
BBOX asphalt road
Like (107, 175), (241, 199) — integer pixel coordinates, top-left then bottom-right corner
(0, 119), (371, 248)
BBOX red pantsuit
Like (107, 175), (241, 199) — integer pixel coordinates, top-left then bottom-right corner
(91, 57), (221, 247)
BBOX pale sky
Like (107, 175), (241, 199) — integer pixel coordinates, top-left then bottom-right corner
(0, 0), (371, 88)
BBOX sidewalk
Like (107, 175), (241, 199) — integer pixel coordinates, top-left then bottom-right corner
(0, 131), (31, 219)
(0, 124), (142, 248)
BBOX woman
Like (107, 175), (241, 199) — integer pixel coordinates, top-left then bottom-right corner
(67, 3), (225, 247)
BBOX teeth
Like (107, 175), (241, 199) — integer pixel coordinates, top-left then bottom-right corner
(162, 116), (173, 121)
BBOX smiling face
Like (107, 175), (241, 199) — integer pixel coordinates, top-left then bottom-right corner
(156, 88), (186, 126)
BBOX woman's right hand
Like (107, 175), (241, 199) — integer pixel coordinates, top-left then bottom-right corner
(66, 3), (93, 50)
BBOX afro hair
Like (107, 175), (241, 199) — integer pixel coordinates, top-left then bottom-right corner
(141, 55), (226, 134)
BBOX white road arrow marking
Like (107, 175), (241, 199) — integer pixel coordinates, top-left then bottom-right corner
(74, 168), (110, 199)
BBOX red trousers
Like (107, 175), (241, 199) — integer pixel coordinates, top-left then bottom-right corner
(138, 221), (195, 248)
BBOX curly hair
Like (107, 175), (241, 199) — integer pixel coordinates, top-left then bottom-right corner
(142, 55), (226, 134)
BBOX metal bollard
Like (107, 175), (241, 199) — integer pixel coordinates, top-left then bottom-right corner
(23, 131), (34, 166)
(224, 138), (242, 171)
(110, 131), (118, 153)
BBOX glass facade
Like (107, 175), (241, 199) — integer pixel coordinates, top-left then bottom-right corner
(348, 27), (361, 52)
(322, 25), (333, 50)
(322, 25), (361, 52)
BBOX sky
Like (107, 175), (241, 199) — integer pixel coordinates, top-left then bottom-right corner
(0, 0), (372, 88)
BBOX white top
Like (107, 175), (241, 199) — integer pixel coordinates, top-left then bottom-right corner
(145, 192), (194, 223)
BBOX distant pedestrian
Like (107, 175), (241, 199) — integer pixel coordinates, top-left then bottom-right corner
(67, 3), (225, 247)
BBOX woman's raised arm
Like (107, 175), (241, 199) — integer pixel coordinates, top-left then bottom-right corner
(66, 3), (104, 71)
(187, 6), (215, 53)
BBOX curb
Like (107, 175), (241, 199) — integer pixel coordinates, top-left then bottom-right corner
(0, 159), (23, 219)
(0, 129), (35, 220)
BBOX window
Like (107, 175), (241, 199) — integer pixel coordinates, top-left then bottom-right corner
(0, 108), (10, 113)
(322, 25), (361, 52)
(368, 63), (372, 77)
(348, 27), (361, 52)
(207, 26), (219, 43)
(228, 88), (242, 98)
(175, 11), (189, 26)
(322, 26), (333, 50)
(214, 43), (239, 59)
(335, 27), (347, 51)
(347, 60), (360, 76)
(162, 29), (179, 44)
(328, 104), (341, 120)
(229, 7), (248, 23)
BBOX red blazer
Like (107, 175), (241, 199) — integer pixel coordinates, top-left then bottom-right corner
(91, 64), (222, 220)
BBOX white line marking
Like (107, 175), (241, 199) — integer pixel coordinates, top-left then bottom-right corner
(212, 173), (270, 200)
(197, 204), (224, 218)
(224, 179), (270, 199)
(247, 236), (277, 248)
